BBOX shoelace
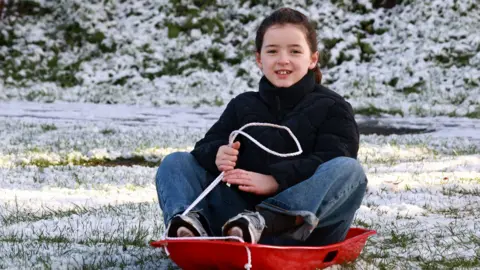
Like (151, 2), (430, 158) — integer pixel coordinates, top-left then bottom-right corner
(252, 217), (265, 230)
(243, 212), (265, 230)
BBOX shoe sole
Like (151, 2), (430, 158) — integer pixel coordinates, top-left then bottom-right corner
(222, 218), (252, 243)
(177, 227), (195, 237)
(226, 227), (244, 242)
(168, 216), (201, 237)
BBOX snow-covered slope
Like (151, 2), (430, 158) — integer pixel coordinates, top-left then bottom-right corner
(1, 0), (479, 117)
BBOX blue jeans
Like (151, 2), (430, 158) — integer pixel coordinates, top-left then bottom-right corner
(155, 152), (367, 246)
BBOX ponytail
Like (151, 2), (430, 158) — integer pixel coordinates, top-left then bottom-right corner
(312, 65), (322, 84)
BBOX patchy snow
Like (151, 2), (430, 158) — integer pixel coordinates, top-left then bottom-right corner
(0, 101), (479, 268)
(0, 0), (479, 267)
(1, 100), (480, 137)
(0, 101), (479, 168)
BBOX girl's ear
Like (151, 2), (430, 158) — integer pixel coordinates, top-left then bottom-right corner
(255, 52), (262, 69)
(309, 51), (319, 69)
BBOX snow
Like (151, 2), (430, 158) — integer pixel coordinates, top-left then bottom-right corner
(0, 0), (479, 268)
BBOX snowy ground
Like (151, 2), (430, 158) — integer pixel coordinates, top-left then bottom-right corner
(0, 101), (479, 269)
(1, 0), (479, 268)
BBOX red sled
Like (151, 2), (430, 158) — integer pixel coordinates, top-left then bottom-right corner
(150, 227), (375, 270)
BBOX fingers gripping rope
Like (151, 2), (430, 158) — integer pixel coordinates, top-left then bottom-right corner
(163, 123), (302, 270)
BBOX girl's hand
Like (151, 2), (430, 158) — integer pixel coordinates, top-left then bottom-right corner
(215, 141), (241, 172)
(223, 169), (279, 195)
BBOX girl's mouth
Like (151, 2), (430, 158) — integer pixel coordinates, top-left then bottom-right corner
(275, 70), (292, 75)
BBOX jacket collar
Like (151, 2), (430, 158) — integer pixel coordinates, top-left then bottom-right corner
(259, 70), (316, 110)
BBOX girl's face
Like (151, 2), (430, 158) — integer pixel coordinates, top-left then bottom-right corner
(256, 24), (319, 88)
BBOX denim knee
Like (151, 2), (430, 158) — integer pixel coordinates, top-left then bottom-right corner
(326, 156), (364, 172)
(161, 152), (192, 166)
(155, 152), (192, 183)
(331, 156), (363, 171)
(314, 157), (367, 185)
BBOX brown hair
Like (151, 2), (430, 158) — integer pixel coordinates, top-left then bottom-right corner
(255, 7), (322, 84)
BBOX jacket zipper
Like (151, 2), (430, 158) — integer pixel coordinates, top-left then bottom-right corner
(275, 95), (281, 122)
(267, 95), (282, 167)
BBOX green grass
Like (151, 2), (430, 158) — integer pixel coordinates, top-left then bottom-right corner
(99, 128), (115, 135)
(441, 186), (480, 196)
(419, 257), (480, 269)
(354, 221), (480, 269)
(355, 104), (404, 117)
(461, 177), (480, 184)
(1, 147), (479, 269)
(41, 124), (57, 132)
(398, 81), (426, 95)
(0, 201), (171, 268)
(1, 204), (91, 226)
(20, 155), (161, 168)
(466, 107), (480, 119)
(383, 230), (416, 249)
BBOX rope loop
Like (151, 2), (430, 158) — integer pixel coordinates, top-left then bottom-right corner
(228, 122), (303, 157)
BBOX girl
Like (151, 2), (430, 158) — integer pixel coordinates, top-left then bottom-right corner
(155, 7), (367, 246)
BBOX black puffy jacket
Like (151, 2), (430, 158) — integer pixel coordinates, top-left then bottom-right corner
(191, 70), (359, 194)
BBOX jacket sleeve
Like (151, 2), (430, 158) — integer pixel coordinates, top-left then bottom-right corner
(268, 102), (359, 192)
(191, 98), (238, 176)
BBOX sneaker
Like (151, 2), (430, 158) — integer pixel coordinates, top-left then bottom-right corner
(222, 211), (266, 244)
(166, 212), (209, 238)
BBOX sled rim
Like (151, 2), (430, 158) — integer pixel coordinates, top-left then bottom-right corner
(150, 227), (376, 249)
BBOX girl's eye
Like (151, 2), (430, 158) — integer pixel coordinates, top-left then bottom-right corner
(291, 50), (301, 54)
(266, 50), (277, 54)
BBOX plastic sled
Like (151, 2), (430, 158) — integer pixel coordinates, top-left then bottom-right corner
(150, 228), (375, 270)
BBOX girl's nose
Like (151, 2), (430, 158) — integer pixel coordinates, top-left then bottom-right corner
(277, 52), (290, 65)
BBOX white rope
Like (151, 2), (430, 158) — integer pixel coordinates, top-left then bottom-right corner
(228, 122), (303, 158)
(182, 172), (225, 215)
(182, 122), (302, 215)
(162, 122), (302, 270)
